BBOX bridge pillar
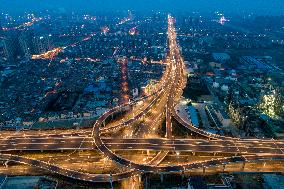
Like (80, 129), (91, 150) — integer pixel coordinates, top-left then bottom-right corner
(145, 176), (148, 189)
(4, 161), (9, 168)
(241, 162), (245, 171)
(203, 167), (206, 174)
(103, 120), (106, 127)
(41, 150), (43, 153)
(160, 173), (164, 183)
(192, 152), (195, 156)
(181, 171), (184, 180)
(222, 164), (226, 172)
(109, 172), (113, 189)
(187, 178), (191, 189)
(147, 150), (150, 156)
(213, 152), (216, 156)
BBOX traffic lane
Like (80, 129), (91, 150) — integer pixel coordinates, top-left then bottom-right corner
(0, 131), (92, 140)
(0, 137), (88, 146)
(2, 143), (283, 155)
(1, 137), (284, 151)
(2, 137), (284, 147)
(103, 138), (284, 149)
(0, 153), (131, 182)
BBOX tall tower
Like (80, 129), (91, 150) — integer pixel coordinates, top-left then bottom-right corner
(32, 34), (53, 54)
(19, 30), (34, 60)
(0, 20), (4, 64)
(3, 31), (21, 61)
(0, 20), (3, 38)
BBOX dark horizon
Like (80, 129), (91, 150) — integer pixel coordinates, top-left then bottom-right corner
(1, 0), (284, 16)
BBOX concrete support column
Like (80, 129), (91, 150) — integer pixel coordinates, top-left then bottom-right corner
(147, 150), (150, 156)
(4, 161), (9, 168)
(160, 173), (164, 183)
(222, 164), (226, 172)
(241, 162), (245, 171)
(187, 179), (191, 189)
(109, 172), (113, 189)
(203, 167), (206, 174)
(145, 176), (148, 189)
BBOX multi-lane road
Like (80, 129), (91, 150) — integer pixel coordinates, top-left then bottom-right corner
(0, 15), (283, 183)
(91, 15), (188, 173)
(1, 137), (284, 155)
(90, 15), (284, 174)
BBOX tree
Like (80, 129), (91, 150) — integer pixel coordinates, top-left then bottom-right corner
(258, 86), (283, 119)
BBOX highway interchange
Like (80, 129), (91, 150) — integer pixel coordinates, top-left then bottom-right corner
(0, 15), (283, 182)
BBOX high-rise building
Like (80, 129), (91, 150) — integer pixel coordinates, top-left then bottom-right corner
(0, 20), (4, 63)
(18, 30), (35, 60)
(3, 31), (21, 61)
(32, 35), (53, 54)
(0, 20), (3, 38)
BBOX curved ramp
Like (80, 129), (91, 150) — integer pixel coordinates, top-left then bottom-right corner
(1, 153), (283, 182)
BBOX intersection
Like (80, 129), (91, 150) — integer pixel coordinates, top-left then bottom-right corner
(0, 15), (283, 183)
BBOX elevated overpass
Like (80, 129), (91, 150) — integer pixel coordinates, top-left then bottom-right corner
(0, 15), (283, 183)
(0, 137), (284, 155)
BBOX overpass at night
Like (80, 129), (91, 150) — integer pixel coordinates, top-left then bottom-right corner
(0, 15), (283, 183)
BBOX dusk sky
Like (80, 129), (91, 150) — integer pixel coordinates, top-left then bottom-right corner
(1, 0), (284, 15)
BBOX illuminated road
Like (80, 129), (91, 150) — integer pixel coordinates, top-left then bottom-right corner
(90, 15), (284, 174)
(0, 137), (284, 155)
(1, 153), (283, 182)
(0, 15), (283, 183)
